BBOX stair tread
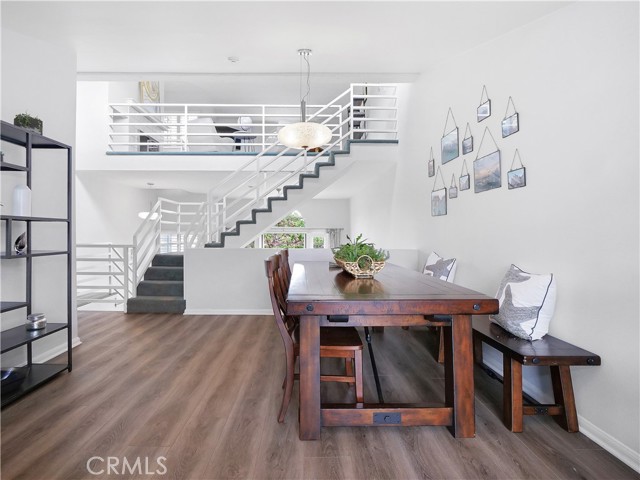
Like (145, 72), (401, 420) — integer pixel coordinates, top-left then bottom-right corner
(129, 295), (185, 302)
(139, 280), (183, 284)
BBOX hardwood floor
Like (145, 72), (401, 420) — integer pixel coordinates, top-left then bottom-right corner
(1, 312), (637, 480)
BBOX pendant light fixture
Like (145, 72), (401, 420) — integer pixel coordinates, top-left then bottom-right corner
(278, 49), (332, 149)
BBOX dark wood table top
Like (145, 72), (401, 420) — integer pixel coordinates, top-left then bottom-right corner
(287, 261), (498, 316)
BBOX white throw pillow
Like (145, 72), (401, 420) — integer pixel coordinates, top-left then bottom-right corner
(490, 264), (556, 341)
(423, 251), (457, 282)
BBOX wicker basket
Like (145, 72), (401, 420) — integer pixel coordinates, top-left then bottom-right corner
(334, 255), (386, 279)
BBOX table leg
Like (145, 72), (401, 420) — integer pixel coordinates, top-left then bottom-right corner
(445, 314), (475, 438)
(299, 315), (321, 440)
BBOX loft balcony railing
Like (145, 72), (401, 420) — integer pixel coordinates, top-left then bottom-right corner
(107, 83), (398, 153)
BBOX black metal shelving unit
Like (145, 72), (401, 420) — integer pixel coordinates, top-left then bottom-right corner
(1, 121), (73, 407)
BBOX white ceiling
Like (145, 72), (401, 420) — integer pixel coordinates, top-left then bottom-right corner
(3, 1), (568, 76)
(3, 1), (569, 198)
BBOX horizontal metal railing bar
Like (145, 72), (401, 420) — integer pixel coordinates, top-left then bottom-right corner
(79, 298), (126, 304)
(352, 94), (398, 99)
(351, 106), (398, 110)
(77, 285), (126, 290)
(76, 271), (128, 276)
(76, 257), (125, 262)
(110, 102), (333, 108)
(352, 129), (398, 133)
(77, 243), (133, 248)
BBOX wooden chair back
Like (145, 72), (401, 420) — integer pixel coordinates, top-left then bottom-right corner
(265, 255), (296, 350)
(280, 248), (292, 287)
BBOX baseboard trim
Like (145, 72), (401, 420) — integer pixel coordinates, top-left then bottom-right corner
(184, 308), (273, 316)
(482, 350), (640, 473)
(578, 416), (640, 473)
(27, 337), (82, 364)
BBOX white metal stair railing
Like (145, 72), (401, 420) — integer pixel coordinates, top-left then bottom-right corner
(206, 83), (399, 244)
(132, 200), (162, 288)
(76, 244), (133, 309)
(158, 197), (209, 252)
(130, 197), (208, 285)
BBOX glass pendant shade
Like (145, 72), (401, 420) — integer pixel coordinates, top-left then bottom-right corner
(278, 121), (332, 149)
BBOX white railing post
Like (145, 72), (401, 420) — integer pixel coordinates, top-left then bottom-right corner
(123, 246), (130, 310)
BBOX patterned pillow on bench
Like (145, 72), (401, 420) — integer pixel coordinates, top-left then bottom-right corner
(490, 264), (556, 341)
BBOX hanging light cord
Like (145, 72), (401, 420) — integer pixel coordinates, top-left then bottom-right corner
(302, 53), (311, 104)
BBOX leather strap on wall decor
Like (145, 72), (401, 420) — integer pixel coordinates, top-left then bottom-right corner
(432, 166), (446, 192)
(443, 107), (458, 135)
(475, 126), (500, 159)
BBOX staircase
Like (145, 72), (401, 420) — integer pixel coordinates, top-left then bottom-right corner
(205, 140), (401, 248)
(127, 254), (186, 314)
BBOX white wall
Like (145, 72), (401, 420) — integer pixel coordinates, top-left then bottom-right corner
(75, 174), (151, 244)
(185, 248), (419, 315)
(1, 28), (79, 362)
(350, 2), (640, 468)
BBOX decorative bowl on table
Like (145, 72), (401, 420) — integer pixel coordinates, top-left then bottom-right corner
(334, 256), (386, 279)
(332, 234), (389, 279)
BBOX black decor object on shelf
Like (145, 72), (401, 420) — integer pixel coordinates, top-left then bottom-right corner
(14, 232), (26, 255)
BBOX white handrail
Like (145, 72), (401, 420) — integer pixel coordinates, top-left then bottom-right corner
(76, 243), (133, 309)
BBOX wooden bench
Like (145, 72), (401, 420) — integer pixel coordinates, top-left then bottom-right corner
(472, 316), (600, 433)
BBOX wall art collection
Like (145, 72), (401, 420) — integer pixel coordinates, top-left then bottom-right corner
(429, 85), (526, 216)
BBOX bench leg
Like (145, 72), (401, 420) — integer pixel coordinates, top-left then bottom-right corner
(473, 332), (483, 365)
(550, 365), (579, 432)
(503, 356), (523, 432)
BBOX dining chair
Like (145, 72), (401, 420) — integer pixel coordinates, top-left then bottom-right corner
(265, 254), (364, 423)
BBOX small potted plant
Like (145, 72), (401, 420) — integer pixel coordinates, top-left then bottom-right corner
(14, 113), (43, 135)
(332, 234), (389, 278)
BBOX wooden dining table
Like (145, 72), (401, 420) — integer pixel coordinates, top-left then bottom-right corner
(286, 261), (499, 440)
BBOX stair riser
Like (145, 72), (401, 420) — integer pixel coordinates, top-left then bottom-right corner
(152, 254), (184, 267)
(137, 282), (183, 297)
(127, 298), (186, 314)
(144, 267), (184, 281)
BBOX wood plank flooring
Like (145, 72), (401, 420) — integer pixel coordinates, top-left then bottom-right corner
(1, 312), (637, 480)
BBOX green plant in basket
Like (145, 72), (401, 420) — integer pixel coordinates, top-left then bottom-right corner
(333, 234), (389, 269)
(14, 113), (43, 134)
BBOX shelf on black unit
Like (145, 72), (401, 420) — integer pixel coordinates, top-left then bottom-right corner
(0, 301), (28, 313)
(0, 161), (28, 172)
(1, 250), (69, 259)
(1, 364), (69, 407)
(1, 323), (68, 354)
(1, 215), (68, 222)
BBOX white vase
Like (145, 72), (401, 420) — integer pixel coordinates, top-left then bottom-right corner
(12, 185), (32, 217)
